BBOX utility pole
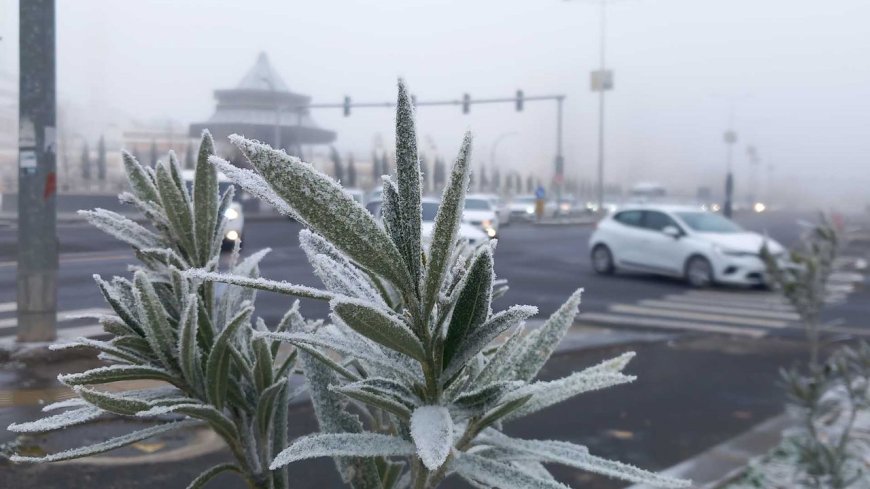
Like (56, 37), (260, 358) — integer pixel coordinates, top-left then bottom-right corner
(18, 0), (58, 342)
(723, 129), (737, 218)
(595, 0), (608, 212)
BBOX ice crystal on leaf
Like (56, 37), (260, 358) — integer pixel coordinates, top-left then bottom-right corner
(200, 80), (690, 488)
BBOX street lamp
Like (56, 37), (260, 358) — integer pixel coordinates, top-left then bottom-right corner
(723, 129), (737, 217)
(490, 132), (518, 171)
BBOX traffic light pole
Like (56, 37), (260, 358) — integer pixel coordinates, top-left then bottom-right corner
(18, 0), (58, 342)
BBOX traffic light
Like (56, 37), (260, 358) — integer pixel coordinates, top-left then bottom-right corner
(343, 96), (351, 117)
(462, 93), (470, 114)
(516, 89), (524, 111)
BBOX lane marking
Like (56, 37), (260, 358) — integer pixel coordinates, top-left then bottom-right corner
(608, 304), (789, 328)
(684, 290), (788, 304)
(637, 299), (801, 321)
(578, 312), (766, 338)
(0, 302), (15, 313)
(661, 294), (796, 312)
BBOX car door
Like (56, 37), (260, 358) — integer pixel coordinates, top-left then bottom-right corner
(640, 210), (685, 274)
(607, 210), (647, 266)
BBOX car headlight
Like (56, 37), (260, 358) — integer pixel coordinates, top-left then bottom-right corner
(224, 208), (240, 220)
(482, 219), (492, 228)
(560, 202), (571, 212)
(225, 230), (240, 241)
(525, 206), (534, 214)
(713, 245), (757, 258)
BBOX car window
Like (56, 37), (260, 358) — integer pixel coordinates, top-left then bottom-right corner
(674, 212), (743, 233)
(642, 211), (678, 231)
(613, 210), (643, 227)
(465, 198), (492, 210)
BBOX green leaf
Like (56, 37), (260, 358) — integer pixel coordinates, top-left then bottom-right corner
(8, 406), (103, 433)
(421, 133), (472, 320)
(192, 131), (219, 267)
(229, 135), (413, 293)
(442, 305), (537, 382)
(185, 463), (242, 489)
(156, 156), (196, 258)
(512, 288), (583, 382)
(475, 394), (532, 432)
(94, 275), (144, 336)
(134, 270), (178, 371)
(270, 433), (415, 469)
(79, 209), (162, 250)
(252, 335), (274, 392)
(444, 247), (493, 366)
(74, 386), (151, 416)
(137, 403), (239, 443)
(394, 80), (423, 290)
(178, 294), (201, 388)
(58, 365), (175, 386)
(332, 298), (426, 362)
(185, 269), (334, 301)
(121, 150), (161, 205)
(332, 384), (412, 421)
(205, 304), (253, 410)
(256, 379), (287, 435)
(10, 420), (199, 463)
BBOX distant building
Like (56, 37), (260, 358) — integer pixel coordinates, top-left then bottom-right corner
(189, 52), (335, 158)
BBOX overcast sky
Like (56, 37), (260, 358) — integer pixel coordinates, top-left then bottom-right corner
(2, 0), (869, 206)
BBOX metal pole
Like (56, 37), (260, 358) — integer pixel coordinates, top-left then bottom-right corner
(18, 0), (58, 342)
(724, 140), (734, 218)
(555, 96), (564, 202)
(596, 0), (607, 212)
(490, 132), (518, 170)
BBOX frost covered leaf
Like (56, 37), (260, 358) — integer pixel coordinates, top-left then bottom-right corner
(74, 386), (152, 416)
(205, 303), (253, 410)
(504, 354), (636, 421)
(394, 80), (423, 289)
(333, 384), (413, 421)
(177, 294), (201, 387)
(185, 269), (334, 301)
(453, 451), (570, 489)
(58, 364), (175, 386)
(568, 452), (690, 488)
(422, 133), (472, 318)
(332, 297), (426, 362)
(229, 135), (413, 292)
(78, 209), (162, 250)
(121, 150), (161, 205)
(156, 155), (196, 258)
(442, 305), (538, 381)
(8, 406), (104, 433)
(271, 433), (416, 469)
(513, 288), (583, 382)
(410, 405), (454, 470)
(133, 270), (178, 371)
(209, 155), (295, 218)
(10, 420), (199, 463)
(192, 131), (218, 266)
(444, 247), (493, 366)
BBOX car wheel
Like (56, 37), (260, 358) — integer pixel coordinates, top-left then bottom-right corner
(591, 245), (614, 275)
(685, 255), (713, 288)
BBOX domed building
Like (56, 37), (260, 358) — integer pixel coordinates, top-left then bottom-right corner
(189, 52), (335, 158)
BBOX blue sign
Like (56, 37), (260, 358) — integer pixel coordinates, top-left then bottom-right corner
(535, 186), (546, 199)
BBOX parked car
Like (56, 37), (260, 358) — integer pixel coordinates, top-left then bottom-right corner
(365, 198), (488, 248)
(587, 204), (785, 287)
(464, 194), (499, 238)
(482, 193), (511, 227)
(182, 170), (244, 249)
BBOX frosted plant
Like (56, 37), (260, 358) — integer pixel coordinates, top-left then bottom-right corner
(762, 216), (839, 368)
(7, 132), (306, 489)
(197, 81), (690, 489)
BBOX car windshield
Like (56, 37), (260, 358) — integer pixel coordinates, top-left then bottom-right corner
(675, 212), (743, 233)
(465, 198), (491, 211)
(422, 202), (439, 221)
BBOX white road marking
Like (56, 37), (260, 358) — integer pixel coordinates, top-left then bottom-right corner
(637, 299), (801, 321)
(608, 304), (789, 328)
(683, 290), (788, 304)
(0, 302), (15, 313)
(578, 312), (766, 338)
(0, 308), (110, 331)
(660, 294), (797, 312)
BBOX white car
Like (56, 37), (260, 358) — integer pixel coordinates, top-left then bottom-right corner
(182, 170), (244, 249)
(463, 194), (499, 238)
(365, 198), (488, 248)
(508, 195), (538, 221)
(588, 205), (784, 287)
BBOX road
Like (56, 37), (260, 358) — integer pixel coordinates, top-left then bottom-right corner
(0, 209), (866, 341)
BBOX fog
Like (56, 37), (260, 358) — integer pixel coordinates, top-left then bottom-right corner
(2, 0), (869, 208)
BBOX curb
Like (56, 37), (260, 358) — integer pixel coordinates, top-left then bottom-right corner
(626, 413), (792, 489)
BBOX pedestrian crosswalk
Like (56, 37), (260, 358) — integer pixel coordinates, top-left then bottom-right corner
(0, 301), (109, 344)
(578, 273), (866, 338)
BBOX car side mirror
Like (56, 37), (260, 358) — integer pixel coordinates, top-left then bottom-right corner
(662, 225), (681, 239)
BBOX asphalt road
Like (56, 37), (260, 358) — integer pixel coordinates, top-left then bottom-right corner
(0, 209), (866, 340)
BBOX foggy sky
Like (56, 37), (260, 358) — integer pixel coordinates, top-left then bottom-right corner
(2, 0), (869, 207)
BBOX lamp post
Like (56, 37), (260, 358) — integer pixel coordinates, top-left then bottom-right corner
(490, 132), (518, 173)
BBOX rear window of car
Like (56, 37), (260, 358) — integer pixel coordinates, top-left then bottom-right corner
(614, 210), (643, 227)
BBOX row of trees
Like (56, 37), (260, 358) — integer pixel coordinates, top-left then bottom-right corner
(329, 145), (552, 195)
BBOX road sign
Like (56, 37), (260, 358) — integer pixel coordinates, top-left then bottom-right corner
(590, 70), (614, 91)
